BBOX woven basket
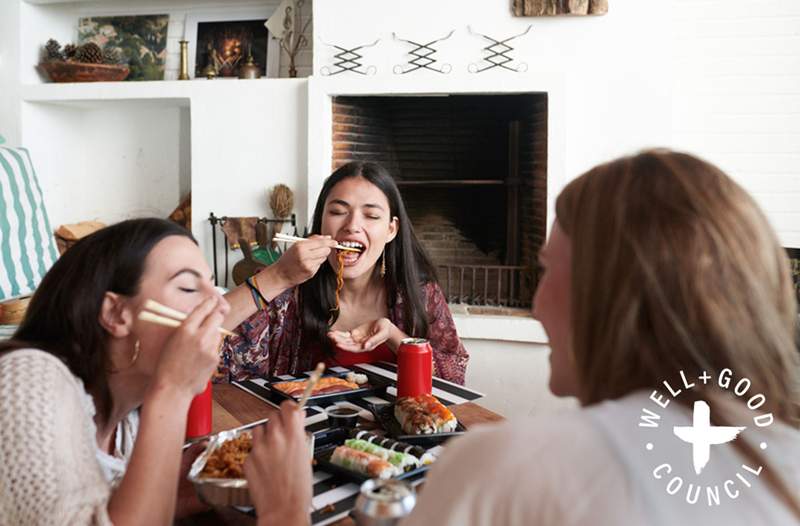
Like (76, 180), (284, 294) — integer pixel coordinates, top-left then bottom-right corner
(38, 62), (130, 83)
(0, 296), (31, 325)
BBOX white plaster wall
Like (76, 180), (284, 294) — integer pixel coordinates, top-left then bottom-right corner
(0, 0), (21, 145)
(671, 0), (800, 248)
(190, 79), (308, 276)
(22, 100), (185, 226)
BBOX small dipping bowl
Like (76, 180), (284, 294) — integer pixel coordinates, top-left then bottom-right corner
(325, 406), (360, 428)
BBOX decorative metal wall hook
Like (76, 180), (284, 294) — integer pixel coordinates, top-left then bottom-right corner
(393, 30), (454, 74)
(467, 25), (532, 73)
(319, 38), (379, 76)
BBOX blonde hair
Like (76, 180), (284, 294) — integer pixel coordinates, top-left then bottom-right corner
(555, 149), (800, 515)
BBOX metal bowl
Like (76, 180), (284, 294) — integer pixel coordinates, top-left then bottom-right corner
(187, 429), (252, 507)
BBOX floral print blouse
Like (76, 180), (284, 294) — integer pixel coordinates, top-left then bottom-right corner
(217, 282), (469, 384)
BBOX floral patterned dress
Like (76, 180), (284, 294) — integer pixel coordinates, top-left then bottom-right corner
(217, 282), (469, 384)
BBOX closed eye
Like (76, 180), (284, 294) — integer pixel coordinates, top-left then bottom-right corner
(179, 287), (197, 293)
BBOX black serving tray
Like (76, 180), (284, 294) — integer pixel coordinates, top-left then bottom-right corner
(260, 370), (390, 406)
(313, 427), (431, 484)
(373, 403), (465, 447)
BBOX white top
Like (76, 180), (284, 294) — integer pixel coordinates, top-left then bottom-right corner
(403, 391), (800, 526)
(0, 349), (138, 525)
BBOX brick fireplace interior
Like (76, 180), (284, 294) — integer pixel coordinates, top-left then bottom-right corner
(332, 94), (547, 311)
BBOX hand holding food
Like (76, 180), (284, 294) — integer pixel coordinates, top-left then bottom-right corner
(328, 318), (404, 353)
(273, 235), (338, 287)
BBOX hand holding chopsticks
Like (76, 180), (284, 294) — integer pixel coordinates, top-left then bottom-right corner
(138, 299), (236, 337)
(273, 232), (362, 253)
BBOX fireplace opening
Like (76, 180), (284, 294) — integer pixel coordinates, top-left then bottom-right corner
(332, 94), (547, 311)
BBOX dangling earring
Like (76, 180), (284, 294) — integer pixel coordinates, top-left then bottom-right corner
(110, 340), (140, 373)
(380, 249), (386, 278)
(129, 340), (141, 367)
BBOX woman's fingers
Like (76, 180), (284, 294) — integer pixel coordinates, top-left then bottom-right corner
(182, 296), (218, 332)
(362, 332), (388, 351)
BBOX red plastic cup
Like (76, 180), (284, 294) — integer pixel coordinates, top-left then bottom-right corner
(186, 381), (212, 439)
(396, 338), (433, 398)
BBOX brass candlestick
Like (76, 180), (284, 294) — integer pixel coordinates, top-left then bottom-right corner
(178, 40), (190, 80)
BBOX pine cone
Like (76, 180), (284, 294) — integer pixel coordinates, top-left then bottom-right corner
(102, 48), (121, 64)
(63, 44), (77, 59)
(44, 39), (63, 62)
(75, 42), (103, 64)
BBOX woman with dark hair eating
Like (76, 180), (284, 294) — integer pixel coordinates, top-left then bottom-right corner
(220, 161), (469, 383)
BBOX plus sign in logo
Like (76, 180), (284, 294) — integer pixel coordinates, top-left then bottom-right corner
(638, 369), (773, 506)
(673, 401), (746, 475)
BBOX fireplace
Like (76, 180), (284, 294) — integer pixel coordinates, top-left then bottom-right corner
(331, 94), (547, 310)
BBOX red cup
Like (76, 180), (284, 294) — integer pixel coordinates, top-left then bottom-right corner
(396, 338), (433, 398)
(186, 381), (212, 439)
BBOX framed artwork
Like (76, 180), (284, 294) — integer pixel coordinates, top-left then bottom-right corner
(513, 0), (608, 16)
(78, 15), (169, 81)
(185, 9), (279, 79)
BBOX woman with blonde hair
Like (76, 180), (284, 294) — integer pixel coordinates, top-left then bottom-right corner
(245, 149), (800, 525)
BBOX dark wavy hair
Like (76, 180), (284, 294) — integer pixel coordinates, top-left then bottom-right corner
(0, 218), (195, 420)
(300, 162), (438, 355)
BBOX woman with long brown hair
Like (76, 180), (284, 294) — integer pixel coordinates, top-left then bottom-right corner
(0, 218), (229, 525)
(220, 161), (468, 383)
(245, 150), (800, 525)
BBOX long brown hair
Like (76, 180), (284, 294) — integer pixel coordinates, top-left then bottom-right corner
(0, 218), (195, 421)
(300, 161), (438, 356)
(555, 149), (800, 515)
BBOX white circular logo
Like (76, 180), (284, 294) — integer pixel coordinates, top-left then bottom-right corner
(639, 369), (771, 506)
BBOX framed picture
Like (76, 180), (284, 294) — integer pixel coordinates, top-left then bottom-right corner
(185, 8), (279, 79)
(78, 14), (169, 81)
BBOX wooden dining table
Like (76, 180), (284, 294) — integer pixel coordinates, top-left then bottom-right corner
(181, 383), (504, 526)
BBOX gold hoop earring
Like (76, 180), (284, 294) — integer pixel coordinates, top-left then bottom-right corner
(380, 249), (386, 278)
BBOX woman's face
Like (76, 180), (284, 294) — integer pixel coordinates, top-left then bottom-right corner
(321, 176), (398, 280)
(532, 221), (579, 398)
(129, 235), (228, 378)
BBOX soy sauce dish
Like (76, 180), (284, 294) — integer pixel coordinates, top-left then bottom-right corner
(325, 406), (361, 428)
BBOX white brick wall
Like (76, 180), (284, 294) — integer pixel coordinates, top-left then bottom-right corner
(671, 0), (800, 247)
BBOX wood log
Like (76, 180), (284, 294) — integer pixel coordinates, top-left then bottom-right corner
(568, 0), (589, 14)
(589, 0), (609, 14)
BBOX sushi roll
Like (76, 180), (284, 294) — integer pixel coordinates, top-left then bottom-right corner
(394, 394), (458, 435)
(330, 446), (400, 479)
(344, 439), (420, 471)
(347, 430), (435, 465)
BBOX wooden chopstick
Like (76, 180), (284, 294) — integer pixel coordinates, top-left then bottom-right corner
(297, 362), (326, 408)
(273, 233), (362, 253)
(139, 300), (237, 337)
(144, 299), (188, 322)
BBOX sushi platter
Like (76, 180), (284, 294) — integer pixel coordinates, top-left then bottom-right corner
(215, 361), (485, 524)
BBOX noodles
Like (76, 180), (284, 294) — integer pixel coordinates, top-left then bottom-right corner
(201, 434), (252, 479)
(329, 250), (345, 324)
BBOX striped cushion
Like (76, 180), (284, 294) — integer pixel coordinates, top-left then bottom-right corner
(0, 146), (59, 300)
